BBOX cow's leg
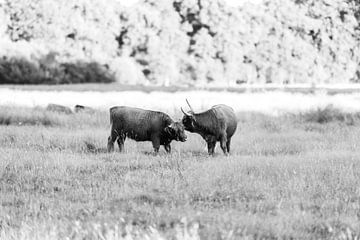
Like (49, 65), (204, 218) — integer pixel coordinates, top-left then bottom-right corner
(207, 141), (216, 156)
(107, 136), (115, 152)
(164, 144), (171, 153)
(226, 138), (231, 153)
(151, 135), (161, 154)
(117, 135), (126, 152)
(220, 134), (228, 156)
(107, 128), (118, 152)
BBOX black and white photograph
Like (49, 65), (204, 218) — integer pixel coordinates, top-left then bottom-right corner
(1, 0), (360, 239)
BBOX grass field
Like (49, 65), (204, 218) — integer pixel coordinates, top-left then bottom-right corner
(1, 106), (360, 239)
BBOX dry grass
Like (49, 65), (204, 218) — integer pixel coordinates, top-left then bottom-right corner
(1, 106), (360, 239)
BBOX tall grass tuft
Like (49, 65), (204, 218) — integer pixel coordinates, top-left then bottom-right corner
(300, 104), (360, 124)
(0, 106), (59, 126)
(0, 106), (108, 128)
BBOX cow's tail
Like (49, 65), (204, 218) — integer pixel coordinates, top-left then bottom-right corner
(108, 108), (119, 152)
(109, 108), (113, 125)
(109, 107), (119, 125)
(109, 107), (120, 135)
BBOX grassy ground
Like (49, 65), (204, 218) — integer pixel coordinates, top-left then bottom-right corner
(1, 106), (360, 239)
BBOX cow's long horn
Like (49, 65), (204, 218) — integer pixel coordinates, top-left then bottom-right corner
(186, 99), (194, 113)
(181, 107), (191, 116)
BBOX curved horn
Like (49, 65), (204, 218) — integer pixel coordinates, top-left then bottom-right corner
(181, 107), (191, 116)
(186, 99), (194, 113)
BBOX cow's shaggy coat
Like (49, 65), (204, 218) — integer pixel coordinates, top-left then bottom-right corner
(108, 106), (186, 153)
(182, 104), (237, 155)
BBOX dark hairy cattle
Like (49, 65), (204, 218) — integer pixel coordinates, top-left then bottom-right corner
(107, 106), (187, 154)
(181, 100), (237, 156)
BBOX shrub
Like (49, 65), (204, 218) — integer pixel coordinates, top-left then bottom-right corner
(0, 56), (115, 84)
(59, 62), (114, 84)
(301, 105), (360, 124)
(0, 57), (45, 84)
(0, 107), (58, 126)
(0, 106), (108, 129)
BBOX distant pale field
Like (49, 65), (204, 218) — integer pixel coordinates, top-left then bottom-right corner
(2, 85), (360, 116)
(0, 106), (360, 239)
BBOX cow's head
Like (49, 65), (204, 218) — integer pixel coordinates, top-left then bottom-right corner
(165, 122), (187, 142)
(181, 99), (197, 132)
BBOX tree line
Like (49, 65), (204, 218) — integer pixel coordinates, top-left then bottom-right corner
(0, 0), (359, 86)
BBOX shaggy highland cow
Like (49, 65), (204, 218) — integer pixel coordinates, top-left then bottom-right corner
(108, 106), (187, 154)
(181, 100), (237, 155)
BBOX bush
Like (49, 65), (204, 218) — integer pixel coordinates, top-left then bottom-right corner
(301, 105), (360, 124)
(0, 56), (115, 84)
(0, 106), (107, 128)
(0, 57), (45, 84)
(58, 62), (114, 84)
(0, 106), (59, 126)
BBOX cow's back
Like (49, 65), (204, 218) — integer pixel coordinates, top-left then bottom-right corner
(211, 105), (237, 138)
(110, 106), (144, 125)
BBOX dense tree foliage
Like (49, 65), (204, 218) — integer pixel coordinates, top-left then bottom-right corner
(0, 0), (359, 85)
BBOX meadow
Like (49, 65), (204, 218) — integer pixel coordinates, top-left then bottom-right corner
(1, 105), (360, 239)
